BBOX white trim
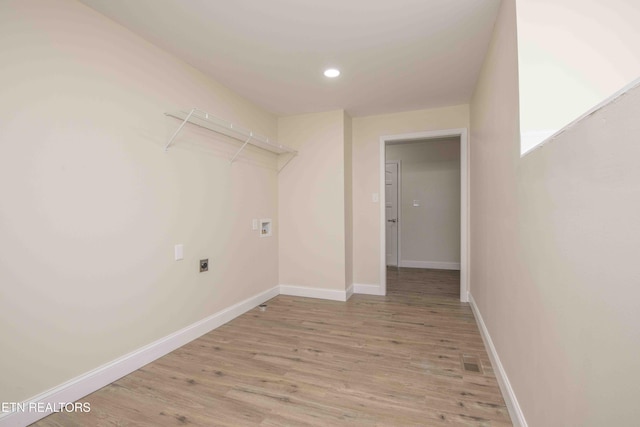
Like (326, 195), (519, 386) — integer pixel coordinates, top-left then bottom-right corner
(353, 283), (385, 296)
(345, 284), (354, 300)
(469, 294), (528, 427)
(399, 260), (460, 270)
(397, 161), (402, 268)
(520, 129), (556, 154)
(0, 286), (280, 427)
(380, 128), (469, 302)
(460, 128), (469, 303)
(279, 284), (348, 302)
(385, 160), (401, 267)
(379, 139), (387, 296)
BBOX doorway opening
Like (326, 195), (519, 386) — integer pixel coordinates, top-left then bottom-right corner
(379, 129), (469, 302)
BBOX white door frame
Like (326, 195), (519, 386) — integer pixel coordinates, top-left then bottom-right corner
(379, 128), (469, 302)
(385, 160), (402, 267)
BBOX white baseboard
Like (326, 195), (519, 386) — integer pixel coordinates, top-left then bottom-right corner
(353, 283), (385, 296)
(279, 284), (348, 302)
(346, 284), (354, 300)
(469, 294), (528, 427)
(0, 286), (280, 427)
(400, 260), (461, 270)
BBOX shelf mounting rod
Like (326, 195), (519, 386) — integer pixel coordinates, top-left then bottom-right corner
(164, 108), (196, 152)
(230, 133), (253, 164)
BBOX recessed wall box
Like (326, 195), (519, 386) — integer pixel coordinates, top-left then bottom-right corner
(259, 219), (272, 237)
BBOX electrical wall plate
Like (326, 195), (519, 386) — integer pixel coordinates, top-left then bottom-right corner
(199, 259), (208, 272)
(174, 244), (184, 260)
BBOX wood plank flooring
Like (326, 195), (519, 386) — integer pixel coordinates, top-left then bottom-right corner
(33, 268), (511, 426)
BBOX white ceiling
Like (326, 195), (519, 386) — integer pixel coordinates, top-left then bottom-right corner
(79, 0), (501, 117)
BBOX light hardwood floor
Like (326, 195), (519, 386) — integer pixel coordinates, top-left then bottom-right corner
(34, 268), (511, 426)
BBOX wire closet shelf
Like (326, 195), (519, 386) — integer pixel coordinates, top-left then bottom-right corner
(164, 108), (297, 169)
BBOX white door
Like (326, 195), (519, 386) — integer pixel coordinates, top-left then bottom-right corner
(385, 162), (399, 266)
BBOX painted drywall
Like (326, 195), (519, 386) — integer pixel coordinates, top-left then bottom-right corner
(0, 0), (279, 404)
(470, 0), (640, 425)
(352, 106), (469, 286)
(517, 0), (640, 152)
(386, 138), (460, 268)
(278, 110), (347, 291)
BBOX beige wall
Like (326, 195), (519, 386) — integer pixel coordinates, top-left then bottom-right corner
(278, 110), (347, 291)
(470, 0), (640, 425)
(352, 106), (469, 285)
(386, 138), (461, 267)
(0, 0), (279, 403)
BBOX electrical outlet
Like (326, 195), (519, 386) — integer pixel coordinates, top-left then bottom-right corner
(199, 259), (208, 272)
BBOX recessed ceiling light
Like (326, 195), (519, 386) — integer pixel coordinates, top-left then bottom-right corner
(324, 68), (340, 78)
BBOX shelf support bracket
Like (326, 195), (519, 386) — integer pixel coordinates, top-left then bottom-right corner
(164, 108), (196, 152)
(277, 152), (297, 173)
(230, 133), (253, 164)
